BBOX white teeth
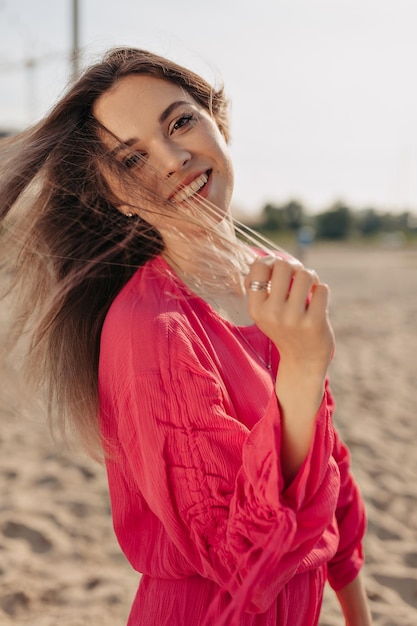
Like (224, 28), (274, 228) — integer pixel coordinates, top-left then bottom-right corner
(173, 173), (208, 202)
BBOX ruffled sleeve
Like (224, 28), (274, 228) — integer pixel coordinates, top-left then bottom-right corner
(326, 428), (366, 590)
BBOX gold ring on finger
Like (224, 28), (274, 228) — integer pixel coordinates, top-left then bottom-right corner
(249, 280), (271, 292)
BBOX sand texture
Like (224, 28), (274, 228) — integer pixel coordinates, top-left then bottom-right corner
(1, 243), (416, 625)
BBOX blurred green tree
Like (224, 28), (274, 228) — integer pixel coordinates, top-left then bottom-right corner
(260, 200), (305, 231)
(357, 208), (382, 236)
(315, 202), (353, 240)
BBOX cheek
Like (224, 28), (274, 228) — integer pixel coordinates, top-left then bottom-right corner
(123, 166), (163, 203)
(219, 148), (234, 192)
(202, 121), (232, 170)
(225, 153), (234, 185)
(210, 135), (234, 182)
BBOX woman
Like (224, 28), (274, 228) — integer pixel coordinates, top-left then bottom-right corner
(0, 48), (372, 625)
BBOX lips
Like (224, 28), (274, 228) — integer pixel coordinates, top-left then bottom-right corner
(170, 170), (211, 203)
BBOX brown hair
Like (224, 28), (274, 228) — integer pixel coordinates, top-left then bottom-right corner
(0, 47), (230, 457)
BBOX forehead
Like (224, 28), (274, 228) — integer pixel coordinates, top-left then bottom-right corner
(93, 74), (197, 140)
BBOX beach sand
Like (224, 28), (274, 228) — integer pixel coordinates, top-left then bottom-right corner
(1, 242), (416, 625)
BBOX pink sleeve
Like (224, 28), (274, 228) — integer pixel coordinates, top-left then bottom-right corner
(115, 365), (341, 616)
(326, 428), (366, 590)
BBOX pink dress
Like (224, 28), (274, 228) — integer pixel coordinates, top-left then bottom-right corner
(98, 255), (366, 626)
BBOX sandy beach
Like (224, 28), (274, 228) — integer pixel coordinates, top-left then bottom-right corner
(1, 242), (416, 625)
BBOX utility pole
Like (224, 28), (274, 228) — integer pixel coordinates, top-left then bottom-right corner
(71, 0), (80, 81)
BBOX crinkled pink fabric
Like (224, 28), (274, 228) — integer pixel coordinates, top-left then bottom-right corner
(98, 255), (366, 626)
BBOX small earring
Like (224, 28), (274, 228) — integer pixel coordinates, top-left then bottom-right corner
(125, 212), (134, 218)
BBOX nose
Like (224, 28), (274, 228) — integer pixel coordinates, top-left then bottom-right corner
(152, 138), (191, 178)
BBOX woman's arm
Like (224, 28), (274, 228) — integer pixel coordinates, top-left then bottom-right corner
(336, 572), (373, 626)
(247, 257), (335, 485)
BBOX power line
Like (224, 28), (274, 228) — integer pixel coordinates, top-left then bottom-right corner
(0, 0), (81, 76)
(0, 52), (67, 73)
(0, 1), (82, 124)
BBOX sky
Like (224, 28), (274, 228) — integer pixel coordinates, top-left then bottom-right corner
(1, 0), (417, 217)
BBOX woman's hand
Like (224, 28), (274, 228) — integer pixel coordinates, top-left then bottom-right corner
(246, 256), (335, 381)
(246, 256), (336, 484)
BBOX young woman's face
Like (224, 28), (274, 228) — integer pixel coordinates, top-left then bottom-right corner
(94, 74), (234, 225)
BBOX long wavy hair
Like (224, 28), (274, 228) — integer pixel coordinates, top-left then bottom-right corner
(0, 47), (232, 457)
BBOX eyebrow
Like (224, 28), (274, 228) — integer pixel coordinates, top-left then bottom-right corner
(158, 100), (190, 123)
(108, 100), (191, 158)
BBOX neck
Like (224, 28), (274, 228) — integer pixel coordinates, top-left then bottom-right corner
(161, 218), (254, 325)
(161, 215), (243, 292)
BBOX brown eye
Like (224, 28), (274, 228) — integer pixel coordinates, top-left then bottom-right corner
(123, 152), (146, 169)
(171, 114), (195, 133)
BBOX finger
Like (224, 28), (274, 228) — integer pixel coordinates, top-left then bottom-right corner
(245, 259), (274, 318)
(245, 258), (272, 292)
(287, 268), (320, 315)
(307, 283), (331, 320)
(268, 258), (302, 302)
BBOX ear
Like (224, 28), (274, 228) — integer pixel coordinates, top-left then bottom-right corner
(117, 203), (136, 218)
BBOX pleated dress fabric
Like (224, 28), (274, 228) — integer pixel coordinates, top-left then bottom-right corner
(98, 255), (366, 626)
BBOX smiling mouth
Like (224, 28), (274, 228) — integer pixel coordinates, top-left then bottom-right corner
(171, 170), (211, 203)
